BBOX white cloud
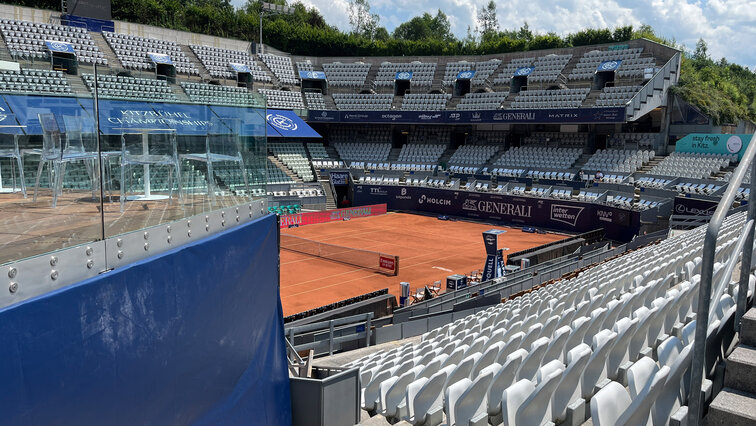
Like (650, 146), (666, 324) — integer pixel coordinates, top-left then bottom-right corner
(232, 0), (755, 67)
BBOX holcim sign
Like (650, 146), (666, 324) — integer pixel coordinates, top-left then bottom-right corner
(352, 185), (640, 241)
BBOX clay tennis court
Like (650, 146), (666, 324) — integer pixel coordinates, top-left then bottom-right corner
(280, 212), (568, 316)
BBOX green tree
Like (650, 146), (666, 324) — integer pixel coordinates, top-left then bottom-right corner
(476, 1), (499, 44)
(348, 0), (380, 40)
(393, 10), (454, 42)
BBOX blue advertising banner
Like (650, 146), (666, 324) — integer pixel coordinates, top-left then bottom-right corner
(229, 63), (251, 73)
(456, 70), (476, 80)
(597, 60), (622, 72)
(266, 109), (321, 138)
(298, 70), (326, 80)
(308, 107), (626, 124)
(352, 184), (640, 241)
(96, 99), (215, 135)
(395, 71), (413, 80)
(45, 40), (75, 54)
(0, 97), (23, 134)
(513, 67), (534, 77)
(210, 105), (267, 137)
(147, 52), (173, 65)
(675, 133), (753, 160)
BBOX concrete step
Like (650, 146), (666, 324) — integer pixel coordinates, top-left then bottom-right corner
(705, 388), (756, 425)
(89, 32), (122, 69)
(742, 308), (756, 347)
(724, 345), (756, 394)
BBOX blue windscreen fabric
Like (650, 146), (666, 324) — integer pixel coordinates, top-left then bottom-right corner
(0, 214), (291, 425)
(97, 99), (217, 135)
(209, 105), (267, 137)
(3, 94), (91, 135)
(266, 108), (321, 138)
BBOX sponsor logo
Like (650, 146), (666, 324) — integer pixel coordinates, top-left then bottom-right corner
(458, 71), (474, 79)
(550, 204), (585, 227)
(418, 194), (451, 206)
(597, 209), (613, 222)
(472, 112), (481, 120)
(675, 202), (715, 216)
(48, 41), (72, 51)
(400, 188), (407, 195)
(599, 61), (619, 71)
(396, 72), (412, 80)
(379, 255), (396, 271)
(500, 112), (536, 121)
(380, 113), (403, 121)
(485, 234), (497, 246)
(370, 187), (387, 195)
(321, 111), (328, 117)
(418, 113), (442, 121)
(462, 199), (533, 217)
(515, 67), (532, 76)
(726, 135), (743, 154)
(280, 214), (302, 227)
(448, 113), (461, 120)
(344, 113), (369, 119)
(266, 113), (298, 131)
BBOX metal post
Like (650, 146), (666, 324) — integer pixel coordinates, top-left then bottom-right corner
(328, 320), (335, 355)
(259, 13), (263, 55)
(688, 131), (756, 426)
(365, 312), (373, 348)
(735, 164), (756, 331)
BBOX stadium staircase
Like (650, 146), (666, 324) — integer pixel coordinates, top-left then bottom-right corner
(89, 32), (122, 68)
(257, 59), (282, 88)
(363, 66), (380, 93)
(636, 156), (665, 173)
(429, 64), (446, 94)
(390, 96), (402, 110)
(706, 307), (756, 424)
(66, 74), (89, 96)
(387, 147), (401, 163)
(437, 147), (456, 168)
(268, 155), (303, 182)
(318, 175), (337, 209)
(571, 152), (593, 171)
(179, 45), (211, 81)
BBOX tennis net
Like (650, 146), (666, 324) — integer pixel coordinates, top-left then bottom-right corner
(281, 234), (399, 276)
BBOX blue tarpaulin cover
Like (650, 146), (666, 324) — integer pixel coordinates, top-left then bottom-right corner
(0, 214), (291, 425)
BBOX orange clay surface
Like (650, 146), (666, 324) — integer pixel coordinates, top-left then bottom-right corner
(280, 212), (568, 316)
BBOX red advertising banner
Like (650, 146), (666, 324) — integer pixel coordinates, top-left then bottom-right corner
(379, 255), (398, 275)
(279, 204), (387, 228)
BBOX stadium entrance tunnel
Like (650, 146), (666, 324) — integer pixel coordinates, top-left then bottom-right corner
(595, 69), (616, 90)
(453, 78), (471, 97)
(511, 75), (528, 93)
(394, 79), (410, 96)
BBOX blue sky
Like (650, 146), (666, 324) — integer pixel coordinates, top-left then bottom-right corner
(233, 0), (756, 69)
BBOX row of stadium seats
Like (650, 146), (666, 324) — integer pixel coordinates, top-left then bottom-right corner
(648, 152), (734, 179)
(323, 62), (371, 87)
(401, 93), (451, 111)
(103, 31), (199, 75)
(448, 145), (498, 167)
(441, 59), (502, 86)
(81, 73), (177, 100)
(528, 54), (573, 82)
(332, 93), (393, 110)
(335, 142), (391, 162)
(0, 19), (106, 64)
(570, 48), (643, 80)
(594, 85), (642, 107)
(190, 44), (271, 82)
(374, 62), (436, 87)
(608, 132), (658, 150)
(181, 81), (257, 105)
(258, 88), (305, 109)
(259, 53), (298, 85)
(511, 87), (590, 109)
(397, 143), (446, 164)
(492, 146), (582, 170)
(492, 57), (534, 85)
(304, 92), (326, 109)
(522, 131), (589, 149)
(456, 92), (509, 110)
(269, 142), (315, 182)
(348, 212), (749, 425)
(583, 149), (654, 173)
(0, 68), (71, 94)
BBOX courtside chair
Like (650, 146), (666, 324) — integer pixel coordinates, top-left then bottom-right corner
(0, 122), (26, 197)
(34, 113), (101, 208)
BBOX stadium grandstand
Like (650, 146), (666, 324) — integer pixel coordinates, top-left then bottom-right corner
(0, 2), (754, 426)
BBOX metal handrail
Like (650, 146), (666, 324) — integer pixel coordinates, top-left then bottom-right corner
(688, 130), (756, 425)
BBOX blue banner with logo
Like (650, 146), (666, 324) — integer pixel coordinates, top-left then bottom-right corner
(352, 184), (641, 241)
(229, 63), (251, 73)
(265, 109), (321, 138)
(456, 70), (476, 80)
(513, 67), (534, 77)
(96, 99), (215, 135)
(675, 133), (753, 160)
(2, 95), (92, 135)
(597, 60), (622, 72)
(148, 52), (173, 65)
(210, 105), (267, 137)
(298, 70), (326, 80)
(395, 71), (413, 80)
(307, 107), (626, 124)
(45, 40), (75, 54)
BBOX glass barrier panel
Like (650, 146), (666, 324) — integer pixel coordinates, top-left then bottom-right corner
(0, 90), (105, 265)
